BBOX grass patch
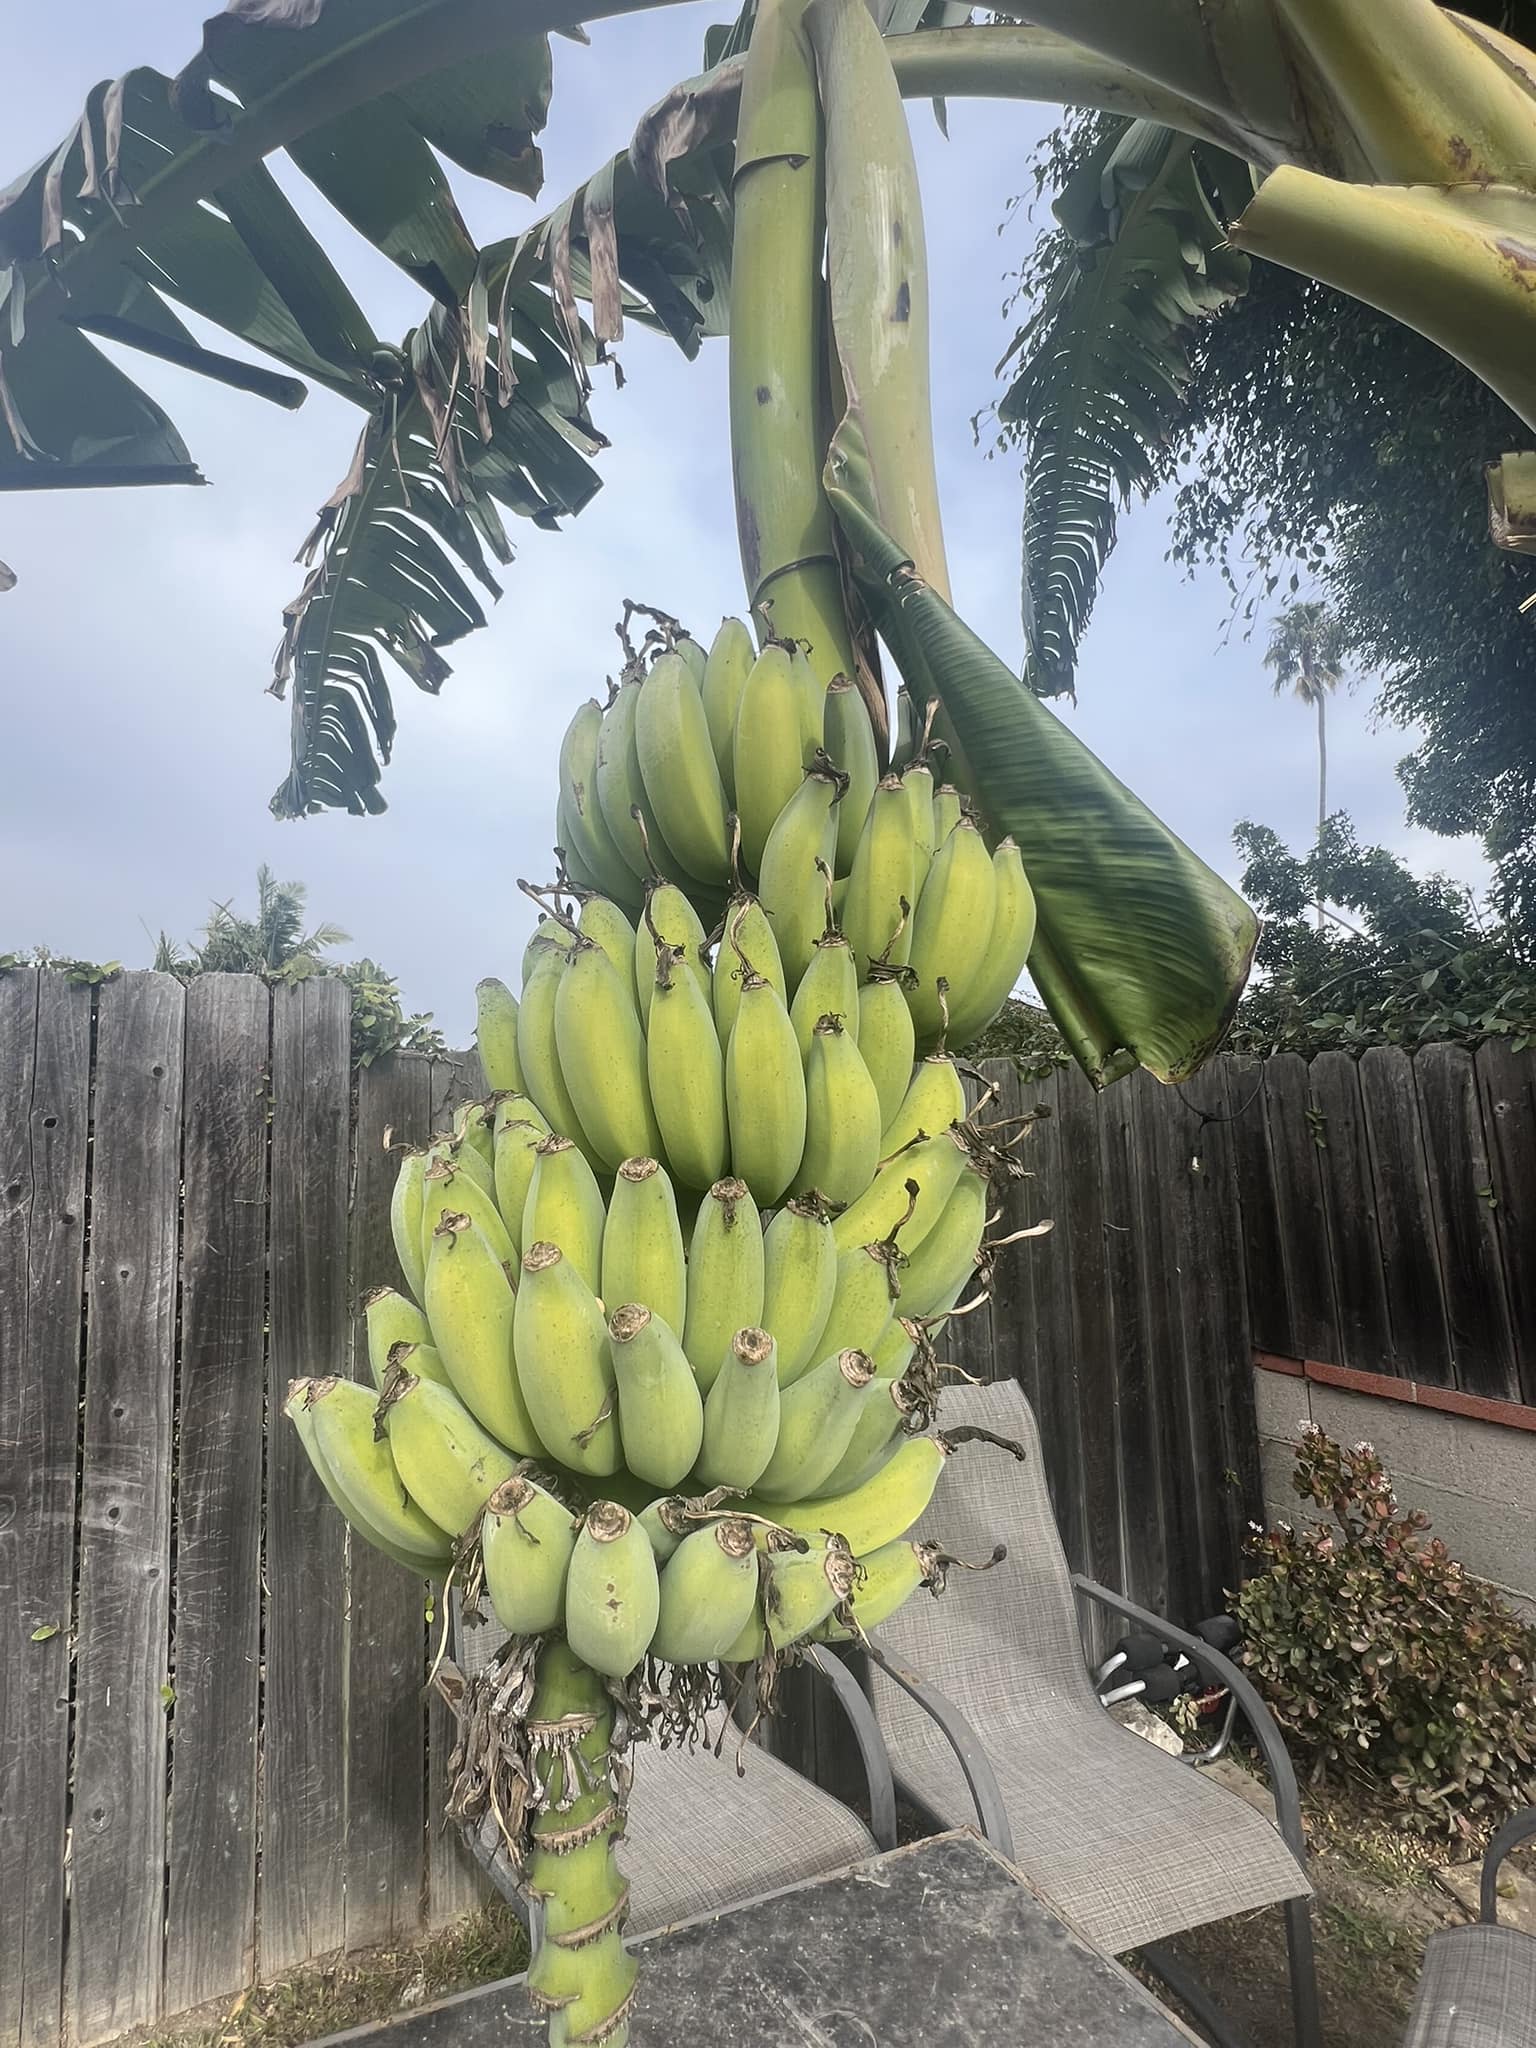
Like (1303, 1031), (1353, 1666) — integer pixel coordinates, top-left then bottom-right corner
(139, 1905), (530, 2048)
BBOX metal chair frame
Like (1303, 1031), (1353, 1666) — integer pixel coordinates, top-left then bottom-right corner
(861, 1576), (1324, 2048)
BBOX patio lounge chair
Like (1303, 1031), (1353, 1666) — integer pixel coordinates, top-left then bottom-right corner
(446, 1595), (896, 1933)
(865, 1377), (1322, 2048)
(1401, 1806), (1536, 2047)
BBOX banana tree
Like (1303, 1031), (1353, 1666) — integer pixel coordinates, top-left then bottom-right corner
(11, 3), (1536, 2042)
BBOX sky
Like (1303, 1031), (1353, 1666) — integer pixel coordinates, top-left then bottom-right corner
(0, 3), (1490, 1042)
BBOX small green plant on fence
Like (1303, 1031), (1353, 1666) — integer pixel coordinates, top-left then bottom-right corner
(1235, 1425), (1536, 1836)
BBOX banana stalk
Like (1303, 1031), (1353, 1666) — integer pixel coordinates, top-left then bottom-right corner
(729, 0), (859, 696)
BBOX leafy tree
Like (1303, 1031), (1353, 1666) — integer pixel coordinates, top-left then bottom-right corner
(1229, 815), (1536, 1056)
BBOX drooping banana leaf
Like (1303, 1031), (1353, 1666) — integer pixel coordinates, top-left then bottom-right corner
(997, 118), (1252, 700)
(827, 414), (1257, 1083)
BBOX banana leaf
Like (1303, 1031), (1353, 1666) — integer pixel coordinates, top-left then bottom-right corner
(825, 413), (1257, 1084)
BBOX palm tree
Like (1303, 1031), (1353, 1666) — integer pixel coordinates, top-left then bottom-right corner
(193, 867), (350, 976)
(1263, 600), (1348, 928)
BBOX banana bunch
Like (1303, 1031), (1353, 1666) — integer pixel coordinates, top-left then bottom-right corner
(553, 617), (1036, 1057)
(289, 1097), (1008, 1673)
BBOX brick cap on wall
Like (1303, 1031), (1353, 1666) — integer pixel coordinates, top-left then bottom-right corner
(1254, 1351), (1536, 1435)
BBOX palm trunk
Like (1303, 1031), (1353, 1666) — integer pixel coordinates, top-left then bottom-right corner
(1315, 688), (1328, 933)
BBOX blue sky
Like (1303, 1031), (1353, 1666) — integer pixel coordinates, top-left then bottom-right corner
(1, 3), (1488, 1041)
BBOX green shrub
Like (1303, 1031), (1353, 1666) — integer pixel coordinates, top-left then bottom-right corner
(1235, 1424), (1536, 1836)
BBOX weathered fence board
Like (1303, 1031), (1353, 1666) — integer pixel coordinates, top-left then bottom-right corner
(1309, 1052), (1395, 1379)
(1355, 1047), (1454, 1388)
(262, 980), (353, 1977)
(1414, 1045), (1519, 1403)
(162, 979), (272, 2015)
(1475, 1040), (1536, 1403)
(347, 1058), (433, 1952)
(0, 972), (92, 2048)
(71, 975), (186, 2043)
(4, 967), (1534, 2044)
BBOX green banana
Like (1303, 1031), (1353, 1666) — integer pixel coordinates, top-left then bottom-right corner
(823, 677), (879, 875)
(390, 1150), (429, 1305)
(701, 617), (756, 798)
(902, 760), (937, 903)
(931, 783), (963, 846)
(795, 1014), (882, 1207)
(594, 669), (681, 884)
(906, 815), (998, 1046)
(635, 649), (733, 883)
(601, 1156), (686, 1336)
(645, 939), (729, 1192)
(475, 978), (525, 1094)
(857, 968), (916, 1134)
(637, 1495), (693, 1564)
(892, 687), (917, 767)
(514, 1241), (621, 1476)
(492, 1092), (552, 1254)
(376, 1366), (519, 1537)
(650, 1518), (760, 1665)
(564, 1501), (661, 1678)
(898, 1164), (988, 1319)
(724, 926), (806, 1206)
(675, 633), (708, 684)
(732, 643), (807, 874)
(518, 934), (591, 1151)
(842, 774), (916, 976)
(606, 1301), (704, 1489)
(521, 914), (576, 985)
(681, 1178), (765, 1393)
(555, 938), (663, 1173)
(711, 889), (786, 1044)
(788, 642), (827, 756)
(434, 1126), (494, 1200)
(760, 1196), (837, 1387)
(420, 1154), (517, 1272)
(752, 1348), (876, 1501)
(558, 696), (645, 908)
(789, 926), (859, 1060)
(881, 1054), (968, 1157)
(556, 793), (606, 897)
(285, 1382), (448, 1575)
(481, 1473), (577, 1636)
(696, 1326), (781, 1490)
(943, 837), (1037, 1050)
(721, 1604), (766, 1666)
(816, 1376), (917, 1498)
(764, 1533), (858, 1649)
(524, 1130), (606, 1286)
(424, 1211), (544, 1455)
(300, 1376), (454, 1561)
(635, 881), (711, 1026)
(453, 1098), (497, 1181)
(756, 759), (843, 992)
(831, 1126), (970, 1256)
(577, 895), (641, 1012)
(814, 1537), (941, 1642)
(741, 1431), (950, 1555)
(362, 1285), (430, 1391)
(822, 1238), (901, 1360)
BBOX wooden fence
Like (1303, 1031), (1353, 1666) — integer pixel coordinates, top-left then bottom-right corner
(3, 967), (1532, 2045)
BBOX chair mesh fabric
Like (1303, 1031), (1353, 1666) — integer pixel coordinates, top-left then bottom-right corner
(872, 1380), (1310, 1956)
(450, 1605), (874, 1935)
(1402, 1925), (1536, 2048)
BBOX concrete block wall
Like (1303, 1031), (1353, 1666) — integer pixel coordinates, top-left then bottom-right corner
(1253, 1367), (1536, 1617)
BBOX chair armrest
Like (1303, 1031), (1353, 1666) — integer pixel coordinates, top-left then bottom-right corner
(1481, 1804), (1536, 1923)
(863, 1632), (1015, 1861)
(802, 1645), (898, 1854)
(1071, 1574), (1308, 1869)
